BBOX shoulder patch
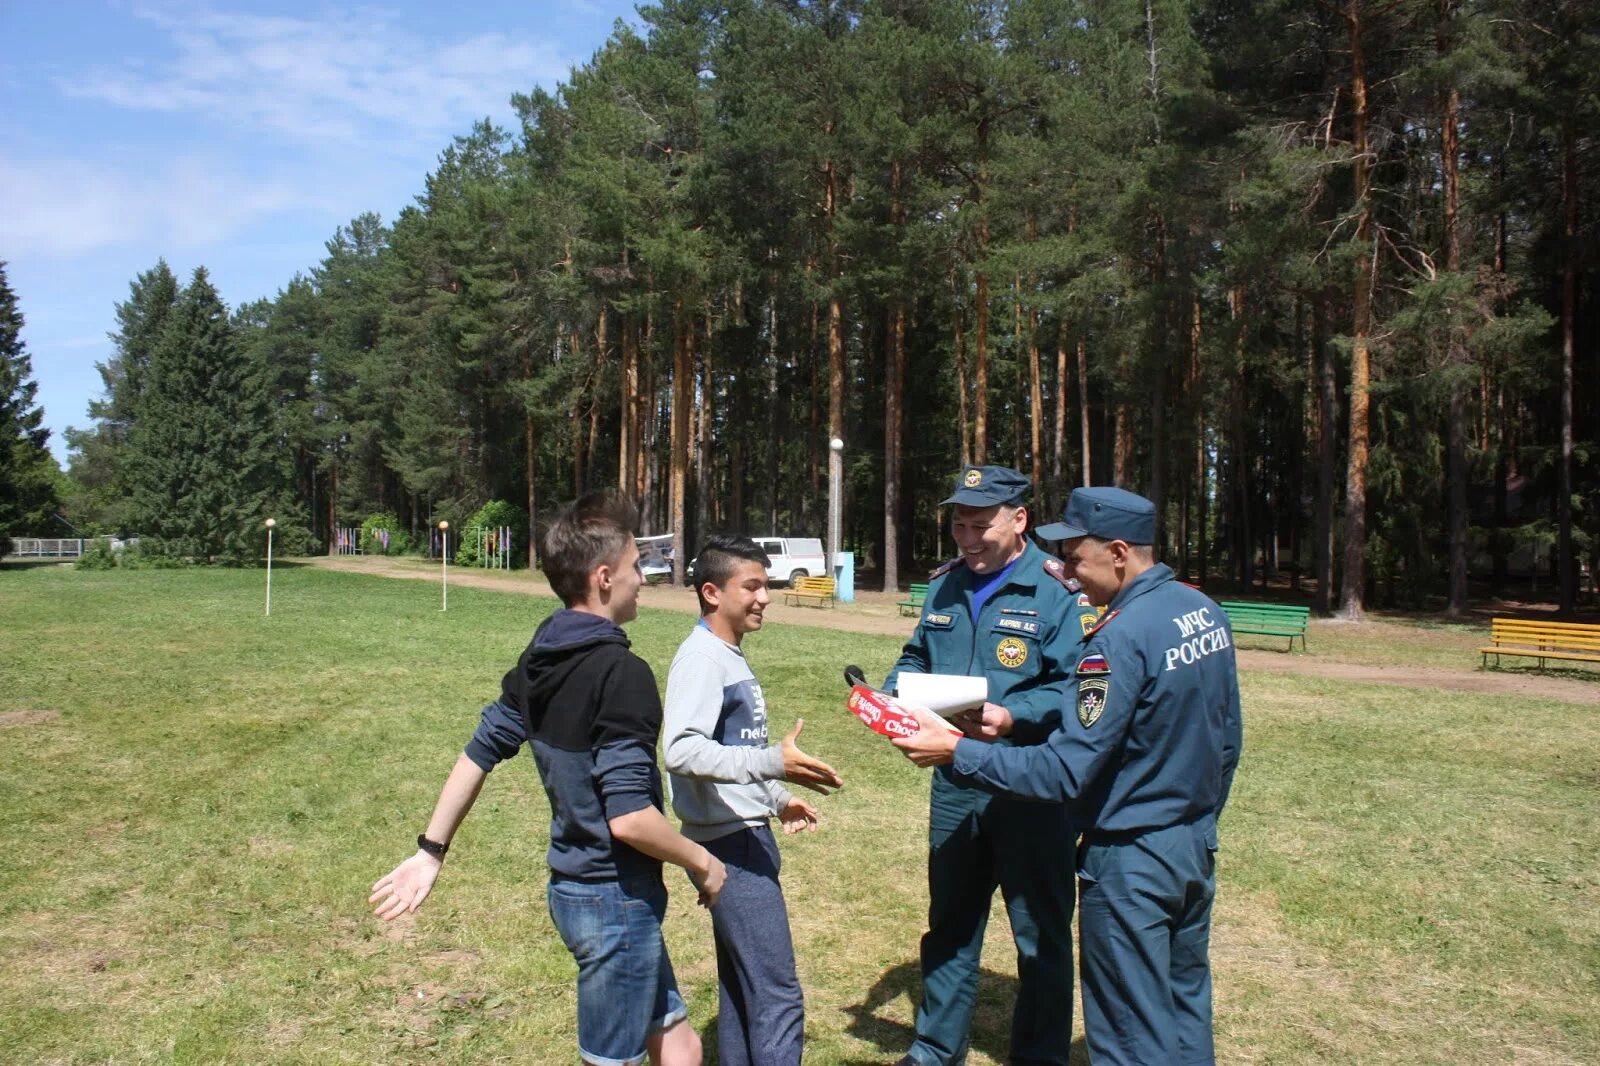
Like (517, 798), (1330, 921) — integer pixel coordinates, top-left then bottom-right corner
(1076, 593), (1092, 607)
(1077, 678), (1108, 728)
(1085, 608), (1121, 639)
(928, 557), (962, 581)
(1076, 653), (1110, 675)
(1041, 557), (1079, 592)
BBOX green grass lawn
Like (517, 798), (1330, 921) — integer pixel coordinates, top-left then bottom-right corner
(1, 563), (1596, 1064)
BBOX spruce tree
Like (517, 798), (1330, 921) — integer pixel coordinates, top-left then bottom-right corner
(63, 260), (179, 531)
(126, 268), (274, 562)
(0, 262), (60, 552)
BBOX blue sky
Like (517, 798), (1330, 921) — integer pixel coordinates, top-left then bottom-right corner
(2, 0), (643, 463)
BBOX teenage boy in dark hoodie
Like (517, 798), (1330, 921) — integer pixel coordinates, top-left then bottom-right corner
(370, 492), (725, 1066)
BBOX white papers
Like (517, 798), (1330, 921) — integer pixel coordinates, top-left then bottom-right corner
(893, 672), (987, 717)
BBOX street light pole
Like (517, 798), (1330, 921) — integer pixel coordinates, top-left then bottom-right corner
(264, 518), (275, 616)
(828, 436), (844, 578)
(439, 520), (450, 611)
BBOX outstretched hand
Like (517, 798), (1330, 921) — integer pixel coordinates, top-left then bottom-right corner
(369, 851), (443, 921)
(781, 719), (844, 794)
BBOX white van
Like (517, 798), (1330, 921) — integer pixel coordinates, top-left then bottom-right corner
(753, 537), (826, 586)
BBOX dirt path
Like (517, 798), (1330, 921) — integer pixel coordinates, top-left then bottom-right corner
(306, 556), (1598, 705)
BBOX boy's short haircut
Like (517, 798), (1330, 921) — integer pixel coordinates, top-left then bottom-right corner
(540, 492), (640, 606)
(691, 535), (771, 613)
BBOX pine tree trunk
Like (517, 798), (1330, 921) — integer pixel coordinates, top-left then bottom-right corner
(1077, 336), (1091, 486)
(885, 300), (905, 592)
(621, 313), (637, 497)
(766, 292), (781, 532)
(1340, 0), (1374, 621)
(974, 260), (989, 465)
(1314, 292), (1336, 613)
(1558, 121), (1577, 616)
(696, 310), (713, 545)
(670, 303), (690, 586)
(953, 266), (971, 467)
(884, 162), (906, 590)
(1053, 321), (1068, 517)
(1440, 4), (1470, 617)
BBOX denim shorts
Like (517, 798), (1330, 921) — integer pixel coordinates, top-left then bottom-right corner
(547, 873), (688, 1066)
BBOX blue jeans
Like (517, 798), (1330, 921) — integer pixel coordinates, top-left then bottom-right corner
(547, 873), (688, 1066)
(700, 824), (805, 1066)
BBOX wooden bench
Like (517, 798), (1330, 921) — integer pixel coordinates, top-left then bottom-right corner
(784, 575), (836, 608)
(1218, 601), (1310, 653)
(1479, 617), (1600, 670)
(897, 582), (929, 616)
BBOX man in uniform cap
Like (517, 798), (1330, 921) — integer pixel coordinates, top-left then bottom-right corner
(894, 486), (1244, 1066)
(884, 466), (1096, 1066)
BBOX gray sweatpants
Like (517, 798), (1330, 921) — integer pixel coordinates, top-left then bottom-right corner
(701, 824), (804, 1066)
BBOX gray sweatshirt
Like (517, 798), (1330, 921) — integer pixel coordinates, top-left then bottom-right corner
(663, 622), (795, 842)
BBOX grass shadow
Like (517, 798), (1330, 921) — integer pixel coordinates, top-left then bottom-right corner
(842, 961), (1089, 1065)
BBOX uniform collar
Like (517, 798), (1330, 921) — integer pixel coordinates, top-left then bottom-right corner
(1107, 561), (1174, 612)
(961, 540), (1041, 591)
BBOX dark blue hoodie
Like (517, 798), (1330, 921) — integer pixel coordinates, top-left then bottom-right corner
(465, 609), (666, 881)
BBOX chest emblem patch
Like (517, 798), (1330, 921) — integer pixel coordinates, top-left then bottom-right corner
(1080, 612), (1097, 635)
(996, 636), (1029, 669)
(1078, 677), (1109, 728)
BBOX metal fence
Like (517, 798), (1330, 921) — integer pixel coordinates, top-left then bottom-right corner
(7, 538), (85, 558)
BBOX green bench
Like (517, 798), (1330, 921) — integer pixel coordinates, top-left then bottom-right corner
(897, 582), (929, 616)
(1218, 601), (1310, 653)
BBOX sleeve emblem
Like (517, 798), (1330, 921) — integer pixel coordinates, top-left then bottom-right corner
(1077, 677), (1109, 727)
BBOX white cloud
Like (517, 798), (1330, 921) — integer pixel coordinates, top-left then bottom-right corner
(0, 154), (315, 258)
(60, 3), (573, 144)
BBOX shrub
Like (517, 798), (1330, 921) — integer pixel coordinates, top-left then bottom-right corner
(454, 500), (524, 567)
(75, 540), (118, 570)
(360, 513), (411, 556)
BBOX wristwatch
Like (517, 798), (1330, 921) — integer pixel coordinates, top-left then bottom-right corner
(416, 833), (449, 860)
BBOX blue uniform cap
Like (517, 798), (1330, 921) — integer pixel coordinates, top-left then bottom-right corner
(1036, 486), (1156, 544)
(940, 465), (1031, 508)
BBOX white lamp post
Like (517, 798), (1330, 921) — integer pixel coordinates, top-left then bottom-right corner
(439, 520), (450, 611)
(828, 436), (844, 578)
(264, 518), (276, 616)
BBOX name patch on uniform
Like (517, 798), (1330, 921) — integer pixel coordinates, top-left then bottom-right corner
(1076, 654), (1110, 675)
(1077, 678), (1108, 727)
(994, 617), (1041, 636)
(996, 637), (1029, 669)
(923, 612), (955, 629)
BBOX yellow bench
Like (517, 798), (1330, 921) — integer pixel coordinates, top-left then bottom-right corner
(1479, 617), (1600, 671)
(784, 575), (836, 608)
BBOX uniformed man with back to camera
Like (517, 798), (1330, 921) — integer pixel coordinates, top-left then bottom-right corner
(885, 466), (1097, 1066)
(892, 486), (1244, 1066)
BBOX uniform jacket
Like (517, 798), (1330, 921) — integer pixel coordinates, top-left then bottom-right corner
(887, 540), (1097, 749)
(950, 563), (1244, 837)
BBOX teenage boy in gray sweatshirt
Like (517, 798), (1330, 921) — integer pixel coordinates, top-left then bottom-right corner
(663, 534), (845, 1066)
